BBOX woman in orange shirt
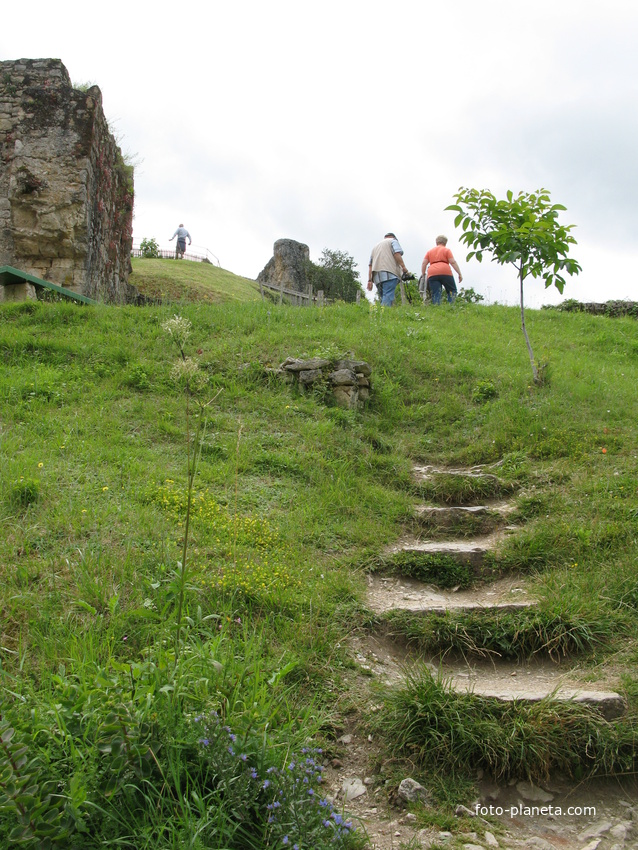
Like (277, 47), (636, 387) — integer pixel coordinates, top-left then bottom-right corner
(421, 235), (463, 304)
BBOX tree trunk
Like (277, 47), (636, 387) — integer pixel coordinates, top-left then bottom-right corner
(519, 267), (539, 383)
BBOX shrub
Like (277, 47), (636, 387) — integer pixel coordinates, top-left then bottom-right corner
(140, 237), (160, 258)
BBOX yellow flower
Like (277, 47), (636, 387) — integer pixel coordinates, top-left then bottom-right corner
(38, 462), (44, 468)
(102, 486), (109, 491)
(82, 509), (87, 514)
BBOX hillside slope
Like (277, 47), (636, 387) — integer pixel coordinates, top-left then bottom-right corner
(1, 298), (637, 847)
(129, 256), (261, 302)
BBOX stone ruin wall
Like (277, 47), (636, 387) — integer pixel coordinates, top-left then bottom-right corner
(0, 58), (134, 303)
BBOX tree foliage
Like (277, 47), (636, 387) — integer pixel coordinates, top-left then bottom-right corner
(306, 249), (361, 303)
(446, 188), (581, 383)
(140, 237), (160, 258)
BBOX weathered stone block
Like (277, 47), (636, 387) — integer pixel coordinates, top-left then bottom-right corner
(337, 359), (372, 376)
(0, 58), (133, 303)
(330, 368), (357, 386)
(298, 369), (322, 385)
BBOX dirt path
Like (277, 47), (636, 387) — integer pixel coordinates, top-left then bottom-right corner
(330, 464), (636, 850)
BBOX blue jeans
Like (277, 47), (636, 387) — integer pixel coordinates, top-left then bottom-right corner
(377, 277), (399, 306)
(428, 274), (457, 305)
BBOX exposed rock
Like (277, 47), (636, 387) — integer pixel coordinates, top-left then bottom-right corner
(580, 840), (602, 850)
(336, 358), (372, 376)
(580, 822), (613, 839)
(298, 369), (322, 385)
(484, 831), (499, 847)
(515, 782), (554, 803)
(330, 368), (357, 386)
(398, 777), (431, 804)
(520, 838), (554, 850)
(455, 804), (477, 818)
(610, 822), (632, 841)
(342, 777), (367, 801)
(281, 357), (330, 372)
(257, 238), (310, 294)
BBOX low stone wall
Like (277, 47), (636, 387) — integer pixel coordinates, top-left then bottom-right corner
(546, 300), (638, 318)
(277, 357), (372, 409)
(0, 58), (134, 303)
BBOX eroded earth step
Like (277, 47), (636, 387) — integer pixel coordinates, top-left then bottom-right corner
(413, 464), (498, 480)
(387, 530), (506, 569)
(350, 632), (626, 721)
(367, 574), (535, 616)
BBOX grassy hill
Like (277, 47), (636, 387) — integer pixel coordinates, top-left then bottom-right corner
(1, 288), (637, 846)
(129, 256), (261, 303)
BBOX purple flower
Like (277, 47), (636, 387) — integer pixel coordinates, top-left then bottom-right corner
(282, 837), (289, 845)
(308, 788), (314, 796)
(251, 769), (258, 779)
(262, 780), (270, 789)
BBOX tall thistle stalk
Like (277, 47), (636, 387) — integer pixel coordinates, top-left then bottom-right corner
(162, 315), (218, 660)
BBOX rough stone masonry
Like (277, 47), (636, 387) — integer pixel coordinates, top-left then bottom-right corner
(0, 58), (134, 303)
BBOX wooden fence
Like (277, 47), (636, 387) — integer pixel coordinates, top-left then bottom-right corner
(258, 282), (364, 306)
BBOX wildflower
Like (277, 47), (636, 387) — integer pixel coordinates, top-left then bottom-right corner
(162, 314), (192, 348)
(282, 837), (289, 846)
(251, 769), (258, 779)
(262, 780), (271, 789)
(102, 486), (109, 491)
(38, 462), (43, 468)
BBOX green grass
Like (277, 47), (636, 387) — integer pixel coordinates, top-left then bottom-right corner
(382, 606), (618, 661)
(1, 292), (638, 844)
(378, 672), (637, 784)
(129, 256), (261, 303)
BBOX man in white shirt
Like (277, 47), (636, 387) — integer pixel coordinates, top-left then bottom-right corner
(367, 233), (408, 306)
(169, 224), (192, 259)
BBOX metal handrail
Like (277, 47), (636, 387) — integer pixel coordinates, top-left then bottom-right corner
(131, 241), (221, 266)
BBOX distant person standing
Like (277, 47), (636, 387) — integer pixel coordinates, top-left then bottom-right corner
(421, 235), (463, 304)
(367, 232), (409, 307)
(169, 223), (192, 259)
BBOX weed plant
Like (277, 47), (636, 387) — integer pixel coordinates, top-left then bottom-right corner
(379, 672), (637, 783)
(383, 607), (616, 661)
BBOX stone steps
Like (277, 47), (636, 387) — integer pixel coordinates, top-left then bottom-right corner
(387, 532), (504, 570)
(367, 574), (536, 617)
(352, 632), (626, 720)
(362, 463), (626, 720)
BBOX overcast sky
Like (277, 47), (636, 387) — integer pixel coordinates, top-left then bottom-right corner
(3, 0), (637, 307)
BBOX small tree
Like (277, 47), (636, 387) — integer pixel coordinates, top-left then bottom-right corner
(306, 249), (362, 302)
(446, 188), (581, 383)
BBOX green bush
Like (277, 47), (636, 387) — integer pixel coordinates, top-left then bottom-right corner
(140, 237), (160, 258)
